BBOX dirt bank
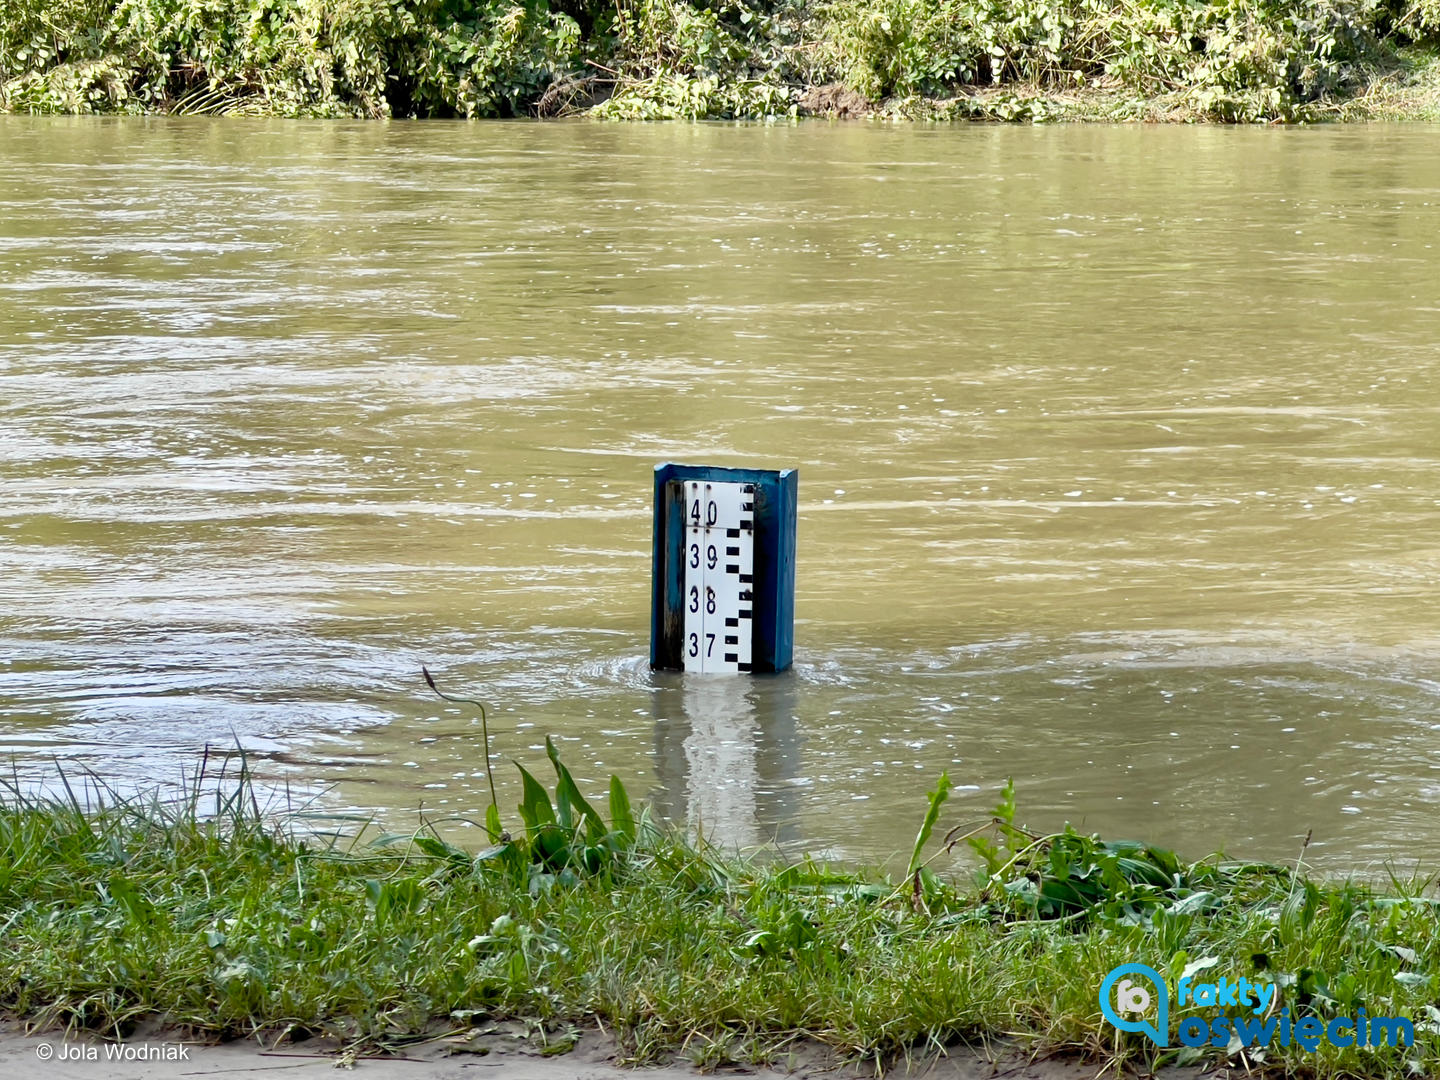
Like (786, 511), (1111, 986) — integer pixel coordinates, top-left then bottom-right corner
(0, 1022), (1208, 1079)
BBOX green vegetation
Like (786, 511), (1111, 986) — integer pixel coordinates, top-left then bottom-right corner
(3, 0), (1440, 121)
(4, 747), (1440, 1077)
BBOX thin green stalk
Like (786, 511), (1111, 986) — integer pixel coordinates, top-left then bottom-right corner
(422, 665), (497, 809)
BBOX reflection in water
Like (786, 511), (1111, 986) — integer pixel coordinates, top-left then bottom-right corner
(651, 673), (803, 851)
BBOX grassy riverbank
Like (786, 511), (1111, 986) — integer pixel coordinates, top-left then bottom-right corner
(2, 750), (1438, 1077)
(3, 0), (1440, 121)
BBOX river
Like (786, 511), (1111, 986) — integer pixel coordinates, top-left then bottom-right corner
(3, 117), (1440, 871)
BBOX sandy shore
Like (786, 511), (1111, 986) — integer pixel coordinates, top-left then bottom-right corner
(0, 1022), (1209, 1079)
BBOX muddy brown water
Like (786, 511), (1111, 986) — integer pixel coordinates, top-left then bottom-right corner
(3, 117), (1440, 871)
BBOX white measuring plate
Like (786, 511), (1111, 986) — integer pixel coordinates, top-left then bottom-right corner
(681, 480), (755, 674)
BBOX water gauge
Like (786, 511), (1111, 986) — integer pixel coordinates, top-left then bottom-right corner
(650, 464), (797, 675)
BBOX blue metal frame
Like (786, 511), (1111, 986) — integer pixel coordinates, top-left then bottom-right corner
(651, 463), (797, 674)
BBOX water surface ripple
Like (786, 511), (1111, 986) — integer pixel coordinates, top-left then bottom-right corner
(4, 119), (1440, 869)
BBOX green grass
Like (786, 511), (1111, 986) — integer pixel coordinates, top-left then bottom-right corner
(2, 751), (1439, 1077)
